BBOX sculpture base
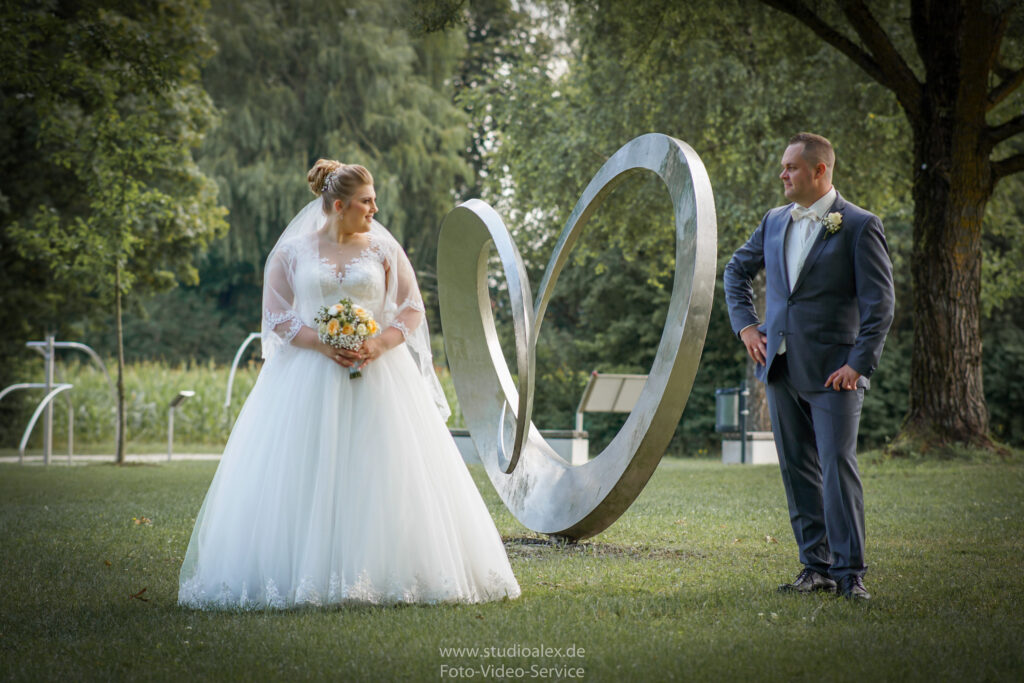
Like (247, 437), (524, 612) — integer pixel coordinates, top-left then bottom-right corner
(721, 431), (778, 465)
(451, 428), (589, 466)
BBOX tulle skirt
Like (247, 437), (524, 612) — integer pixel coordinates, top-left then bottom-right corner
(178, 344), (521, 608)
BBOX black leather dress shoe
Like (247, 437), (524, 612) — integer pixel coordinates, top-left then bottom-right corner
(777, 568), (837, 593)
(837, 575), (871, 601)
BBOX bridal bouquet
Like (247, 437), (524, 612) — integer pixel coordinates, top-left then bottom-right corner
(314, 298), (380, 378)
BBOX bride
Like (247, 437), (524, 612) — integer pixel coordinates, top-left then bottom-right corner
(178, 160), (521, 608)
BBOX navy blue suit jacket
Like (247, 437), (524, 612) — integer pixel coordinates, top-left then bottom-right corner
(723, 192), (895, 393)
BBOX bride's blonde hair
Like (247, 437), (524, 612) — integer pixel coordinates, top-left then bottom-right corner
(307, 159), (374, 213)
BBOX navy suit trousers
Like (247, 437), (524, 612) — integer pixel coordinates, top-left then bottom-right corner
(766, 354), (866, 579)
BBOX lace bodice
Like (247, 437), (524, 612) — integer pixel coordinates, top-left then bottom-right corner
(274, 234), (387, 330)
(314, 243), (388, 318)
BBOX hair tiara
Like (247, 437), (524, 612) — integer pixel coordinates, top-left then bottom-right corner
(321, 169), (338, 194)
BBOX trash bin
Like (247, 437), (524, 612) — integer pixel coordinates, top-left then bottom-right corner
(715, 387), (740, 433)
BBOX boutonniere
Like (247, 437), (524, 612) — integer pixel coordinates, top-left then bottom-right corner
(821, 212), (843, 239)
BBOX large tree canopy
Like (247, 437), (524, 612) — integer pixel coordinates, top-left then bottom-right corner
(198, 0), (472, 290)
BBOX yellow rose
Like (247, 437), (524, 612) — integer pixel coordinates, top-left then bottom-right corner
(329, 303), (344, 316)
(326, 319), (341, 336)
(354, 307), (369, 322)
(341, 324), (355, 335)
(368, 321), (379, 335)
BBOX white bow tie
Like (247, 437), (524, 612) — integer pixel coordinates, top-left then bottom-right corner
(790, 206), (818, 222)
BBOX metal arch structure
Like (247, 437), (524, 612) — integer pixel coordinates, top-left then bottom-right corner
(224, 332), (262, 411)
(437, 133), (717, 540)
(0, 383), (74, 464)
(17, 384), (74, 463)
(26, 338), (119, 453)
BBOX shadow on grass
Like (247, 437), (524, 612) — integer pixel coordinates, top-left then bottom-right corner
(503, 535), (706, 560)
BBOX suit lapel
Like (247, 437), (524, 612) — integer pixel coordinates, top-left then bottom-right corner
(791, 192), (844, 293)
(774, 208), (791, 289)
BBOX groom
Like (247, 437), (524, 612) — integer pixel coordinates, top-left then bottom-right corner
(724, 132), (894, 601)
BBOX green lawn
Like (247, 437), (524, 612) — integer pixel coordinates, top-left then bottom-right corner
(1, 457), (1022, 681)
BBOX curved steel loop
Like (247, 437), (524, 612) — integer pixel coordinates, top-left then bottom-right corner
(18, 384), (74, 462)
(437, 199), (535, 474)
(27, 340), (118, 450)
(224, 332), (262, 410)
(438, 133), (716, 539)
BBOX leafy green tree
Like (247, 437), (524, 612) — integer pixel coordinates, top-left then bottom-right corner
(196, 0), (472, 326)
(2, 0), (228, 462)
(445, 0), (549, 198)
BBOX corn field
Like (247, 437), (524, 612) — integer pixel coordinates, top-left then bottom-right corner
(5, 358), (464, 453)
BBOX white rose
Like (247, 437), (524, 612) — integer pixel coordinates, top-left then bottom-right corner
(356, 323), (368, 336)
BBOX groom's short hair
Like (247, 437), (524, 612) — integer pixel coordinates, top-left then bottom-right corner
(789, 132), (835, 173)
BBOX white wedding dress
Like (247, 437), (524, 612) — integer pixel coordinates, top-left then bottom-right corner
(179, 203), (520, 608)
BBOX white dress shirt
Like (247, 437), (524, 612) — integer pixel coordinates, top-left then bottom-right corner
(786, 187), (837, 292)
(778, 187), (836, 355)
(742, 187), (838, 357)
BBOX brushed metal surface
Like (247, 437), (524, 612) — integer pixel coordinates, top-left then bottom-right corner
(438, 133), (717, 539)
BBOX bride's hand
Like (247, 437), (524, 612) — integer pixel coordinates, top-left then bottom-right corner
(319, 341), (360, 367)
(357, 336), (388, 368)
(352, 328), (404, 370)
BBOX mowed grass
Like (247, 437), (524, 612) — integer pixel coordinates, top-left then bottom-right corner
(1, 457), (1022, 682)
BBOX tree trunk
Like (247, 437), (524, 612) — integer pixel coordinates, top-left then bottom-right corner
(115, 261), (126, 464)
(894, 1), (1001, 452)
(900, 99), (992, 450)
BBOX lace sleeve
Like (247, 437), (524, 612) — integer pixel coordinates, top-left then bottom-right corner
(261, 242), (302, 360)
(379, 229), (451, 422)
(388, 250), (426, 337)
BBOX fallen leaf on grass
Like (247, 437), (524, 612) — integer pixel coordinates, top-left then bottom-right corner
(133, 517), (152, 526)
(808, 603), (823, 623)
(765, 535), (778, 543)
(129, 588), (149, 602)
(103, 560), (112, 567)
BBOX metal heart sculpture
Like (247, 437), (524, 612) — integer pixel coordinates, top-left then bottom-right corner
(437, 133), (717, 540)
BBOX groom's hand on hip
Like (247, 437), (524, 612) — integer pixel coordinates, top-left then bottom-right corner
(825, 364), (861, 391)
(740, 326), (768, 366)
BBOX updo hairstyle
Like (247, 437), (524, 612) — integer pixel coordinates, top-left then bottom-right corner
(307, 159), (374, 213)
